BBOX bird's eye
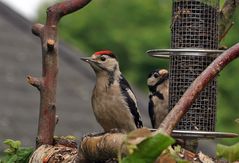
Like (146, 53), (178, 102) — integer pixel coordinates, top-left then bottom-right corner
(100, 56), (106, 61)
(153, 73), (159, 78)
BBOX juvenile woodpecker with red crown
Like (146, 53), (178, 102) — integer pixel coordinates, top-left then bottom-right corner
(81, 50), (143, 132)
(147, 69), (169, 129)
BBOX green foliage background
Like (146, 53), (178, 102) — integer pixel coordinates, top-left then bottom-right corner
(0, 139), (33, 163)
(39, 0), (239, 144)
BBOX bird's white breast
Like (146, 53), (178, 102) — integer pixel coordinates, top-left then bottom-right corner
(153, 81), (169, 128)
(92, 76), (136, 132)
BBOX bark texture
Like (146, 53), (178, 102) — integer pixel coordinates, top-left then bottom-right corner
(81, 133), (127, 161)
(29, 144), (78, 163)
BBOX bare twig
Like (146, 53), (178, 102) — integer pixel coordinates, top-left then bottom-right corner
(27, 75), (43, 91)
(29, 0), (91, 147)
(46, 0), (91, 26)
(219, 21), (235, 42)
(219, 0), (239, 41)
(158, 43), (239, 135)
(32, 23), (44, 37)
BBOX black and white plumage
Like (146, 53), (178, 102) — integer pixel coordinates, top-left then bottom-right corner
(81, 50), (143, 132)
(147, 69), (169, 128)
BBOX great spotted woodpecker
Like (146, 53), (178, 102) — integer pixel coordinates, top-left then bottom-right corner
(81, 50), (143, 132)
(147, 69), (169, 128)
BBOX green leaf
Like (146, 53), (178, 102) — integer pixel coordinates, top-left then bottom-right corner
(217, 142), (239, 162)
(0, 154), (11, 163)
(3, 139), (21, 150)
(1, 139), (33, 163)
(6, 154), (18, 163)
(122, 133), (175, 163)
(3, 148), (14, 154)
(16, 147), (34, 162)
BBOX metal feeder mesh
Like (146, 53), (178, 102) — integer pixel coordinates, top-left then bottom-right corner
(169, 0), (219, 131)
(171, 0), (218, 49)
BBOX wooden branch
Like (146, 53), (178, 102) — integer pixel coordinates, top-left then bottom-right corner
(27, 75), (43, 91)
(29, 137), (93, 163)
(32, 23), (44, 37)
(46, 0), (92, 26)
(158, 43), (239, 135)
(219, 0), (239, 41)
(80, 133), (127, 161)
(29, 145), (79, 163)
(29, 0), (92, 147)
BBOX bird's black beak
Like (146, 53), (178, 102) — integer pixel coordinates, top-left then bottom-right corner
(80, 57), (92, 63)
(81, 57), (102, 72)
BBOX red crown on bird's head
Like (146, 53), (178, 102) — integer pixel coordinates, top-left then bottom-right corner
(94, 50), (117, 58)
(94, 50), (113, 55)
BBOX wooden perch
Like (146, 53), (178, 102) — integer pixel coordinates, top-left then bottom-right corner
(28, 0), (91, 147)
(81, 133), (127, 161)
(29, 145), (78, 163)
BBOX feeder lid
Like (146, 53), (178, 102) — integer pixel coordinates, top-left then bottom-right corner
(147, 48), (224, 58)
(171, 130), (238, 139)
(150, 129), (238, 138)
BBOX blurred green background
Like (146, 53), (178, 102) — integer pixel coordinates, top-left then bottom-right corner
(39, 0), (239, 144)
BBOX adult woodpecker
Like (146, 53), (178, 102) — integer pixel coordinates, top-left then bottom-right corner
(147, 69), (169, 128)
(81, 50), (143, 132)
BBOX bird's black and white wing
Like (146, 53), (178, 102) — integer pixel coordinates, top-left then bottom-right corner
(119, 75), (143, 128)
(148, 95), (155, 128)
